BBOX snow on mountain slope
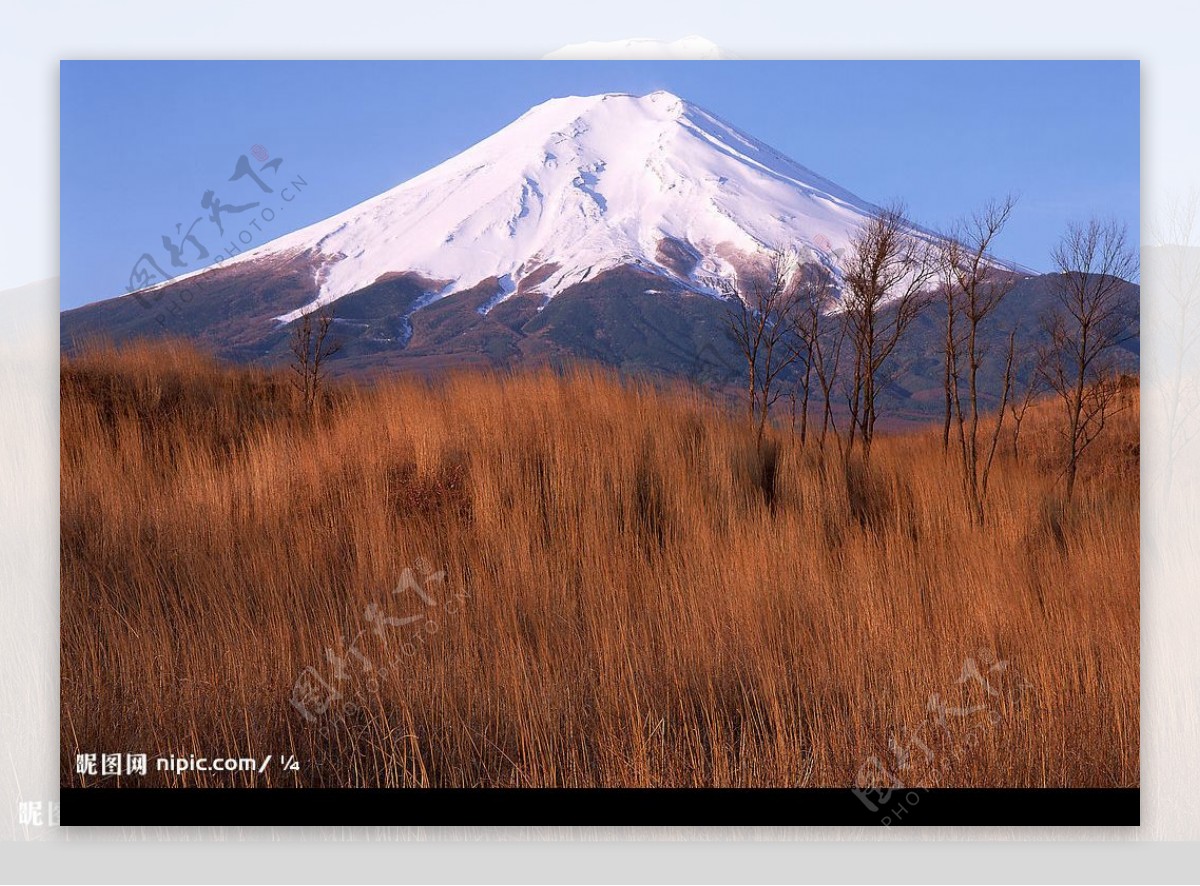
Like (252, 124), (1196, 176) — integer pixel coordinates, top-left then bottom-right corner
(140, 91), (893, 324)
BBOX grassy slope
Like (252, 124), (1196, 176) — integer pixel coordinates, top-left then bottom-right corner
(60, 343), (1138, 788)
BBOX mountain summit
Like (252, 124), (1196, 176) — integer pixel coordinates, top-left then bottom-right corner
(134, 92), (884, 325)
(65, 91), (1083, 411)
(269, 90), (882, 322)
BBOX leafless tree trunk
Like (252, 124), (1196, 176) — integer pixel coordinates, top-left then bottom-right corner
(721, 250), (808, 449)
(289, 306), (342, 415)
(941, 197), (1019, 524)
(841, 203), (937, 465)
(941, 277), (958, 453)
(790, 263), (838, 446)
(814, 312), (848, 454)
(1040, 219), (1139, 502)
(1008, 351), (1046, 460)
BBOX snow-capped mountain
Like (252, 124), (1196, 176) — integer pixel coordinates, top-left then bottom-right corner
(66, 90), (1088, 411)
(141, 91), (886, 326)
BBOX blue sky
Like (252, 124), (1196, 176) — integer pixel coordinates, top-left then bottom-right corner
(60, 60), (1139, 309)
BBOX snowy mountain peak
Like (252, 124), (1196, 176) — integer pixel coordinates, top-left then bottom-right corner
(65, 88), (1070, 413)
(145, 92), (891, 323)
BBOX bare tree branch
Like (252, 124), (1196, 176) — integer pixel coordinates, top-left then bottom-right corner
(721, 249), (809, 449)
(841, 202), (937, 464)
(1040, 218), (1138, 502)
(939, 196), (1019, 523)
(289, 305), (342, 416)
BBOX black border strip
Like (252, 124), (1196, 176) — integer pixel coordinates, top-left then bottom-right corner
(60, 787), (1139, 827)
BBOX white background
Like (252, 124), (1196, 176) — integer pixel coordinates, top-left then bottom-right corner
(3, 1), (1197, 881)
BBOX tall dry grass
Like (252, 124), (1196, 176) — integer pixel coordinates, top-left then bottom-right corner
(60, 342), (1138, 788)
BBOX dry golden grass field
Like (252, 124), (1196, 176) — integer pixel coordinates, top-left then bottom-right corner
(60, 342), (1139, 788)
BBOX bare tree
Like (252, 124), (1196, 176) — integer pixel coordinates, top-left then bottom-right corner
(789, 262), (839, 445)
(289, 305), (342, 415)
(1007, 351), (1045, 461)
(721, 250), (808, 449)
(939, 270), (960, 453)
(1041, 219), (1139, 502)
(841, 203), (937, 464)
(941, 197), (1019, 524)
(812, 299), (851, 454)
